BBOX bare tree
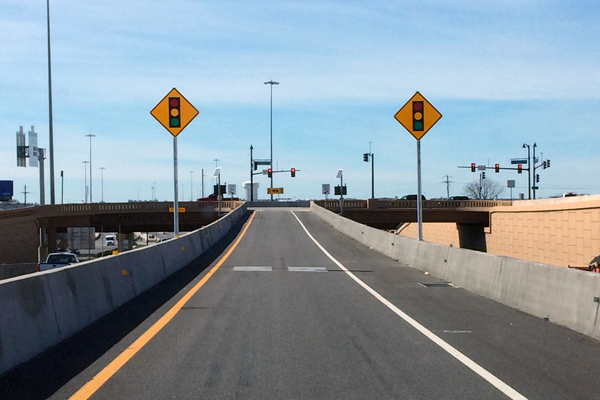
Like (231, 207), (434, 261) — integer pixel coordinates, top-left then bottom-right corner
(464, 179), (504, 200)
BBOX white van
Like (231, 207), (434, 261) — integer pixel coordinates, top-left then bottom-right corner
(105, 234), (116, 246)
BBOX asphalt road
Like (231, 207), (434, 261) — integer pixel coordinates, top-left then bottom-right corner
(4, 208), (600, 399)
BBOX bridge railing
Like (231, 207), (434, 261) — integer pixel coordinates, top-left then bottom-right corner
(314, 199), (513, 210)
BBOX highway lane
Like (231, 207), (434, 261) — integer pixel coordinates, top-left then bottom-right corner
(29, 209), (600, 399)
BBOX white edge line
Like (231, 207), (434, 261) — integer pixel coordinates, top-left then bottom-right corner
(290, 210), (528, 400)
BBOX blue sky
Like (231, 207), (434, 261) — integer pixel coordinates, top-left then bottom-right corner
(2, 0), (600, 203)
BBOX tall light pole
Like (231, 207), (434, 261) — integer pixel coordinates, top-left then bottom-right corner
(522, 143), (531, 200)
(264, 80), (279, 202)
(82, 161), (89, 203)
(190, 171), (193, 201)
(100, 167), (105, 202)
(47, 0), (56, 204)
(86, 134), (96, 202)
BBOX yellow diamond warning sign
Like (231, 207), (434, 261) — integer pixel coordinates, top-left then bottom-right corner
(151, 88), (199, 137)
(394, 92), (442, 140)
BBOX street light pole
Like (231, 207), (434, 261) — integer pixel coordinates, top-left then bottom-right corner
(86, 134), (95, 202)
(100, 167), (105, 202)
(190, 171), (193, 201)
(82, 161), (89, 203)
(532, 143), (537, 199)
(264, 80), (279, 202)
(522, 143), (531, 200)
(47, 0), (56, 204)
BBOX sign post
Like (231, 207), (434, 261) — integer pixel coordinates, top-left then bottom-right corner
(336, 169), (344, 215)
(394, 91), (442, 241)
(151, 88), (199, 237)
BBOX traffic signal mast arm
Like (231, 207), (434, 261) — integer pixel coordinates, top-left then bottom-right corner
(458, 165), (528, 172)
(254, 168), (300, 176)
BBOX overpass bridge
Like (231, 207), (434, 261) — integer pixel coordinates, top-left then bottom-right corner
(1, 203), (600, 399)
(0, 199), (499, 265)
(316, 198), (513, 251)
(0, 200), (242, 264)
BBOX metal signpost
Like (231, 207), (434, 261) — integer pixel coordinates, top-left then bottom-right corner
(214, 167), (222, 214)
(394, 91), (442, 241)
(150, 88), (199, 237)
(336, 169), (344, 215)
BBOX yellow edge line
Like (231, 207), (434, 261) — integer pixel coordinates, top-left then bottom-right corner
(69, 211), (256, 400)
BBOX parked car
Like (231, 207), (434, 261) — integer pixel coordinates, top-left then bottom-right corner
(449, 196), (469, 200)
(38, 252), (79, 272)
(401, 194), (427, 201)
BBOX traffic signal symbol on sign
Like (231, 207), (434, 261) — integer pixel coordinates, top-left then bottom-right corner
(169, 97), (181, 128)
(412, 101), (424, 131)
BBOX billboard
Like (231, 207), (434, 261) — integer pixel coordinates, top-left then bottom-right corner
(0, 181), (13, 201)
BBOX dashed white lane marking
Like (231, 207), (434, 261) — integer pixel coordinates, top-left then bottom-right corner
(233, 266), (273, 271)
(288, 267), (328, 272)
(290, 210), (528, 400)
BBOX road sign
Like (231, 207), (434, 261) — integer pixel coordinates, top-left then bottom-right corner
(394, 92), (442, 140)
(267, 187), (284, 194)
(169, 207), (186, 213)
(228, 184), (236, 195)
(322, 184), (330, 195)
(511, 158), (528, 165)
(150, 88), (199, 137)
(478, 165), (486, 171)
(507, 180), (515, 188)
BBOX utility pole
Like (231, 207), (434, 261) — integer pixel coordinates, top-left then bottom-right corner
(22, 185), (31, 205)
(443, 175), (453, 199)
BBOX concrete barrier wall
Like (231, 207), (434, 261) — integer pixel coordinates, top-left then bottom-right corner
(310, 202), (600, 340)
(0, 204), (247, 375)
(0, 263), (37, 280)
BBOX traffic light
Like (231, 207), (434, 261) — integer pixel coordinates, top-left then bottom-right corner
(363, 153), (369, 162)
(546, 159), (551, 168)
(536, 174), (540, 183)
(471, 163), (476, 172)
(495, 164), (500, 173)
(518, 164), (522, 174)
(542, 161), (547, 169)
(169, 97), (181, 128)
(412, 101), (424, 131)
(268, 168), (272, 178)
(291, 168), (296, 177)
(482, 172), (486, 179)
